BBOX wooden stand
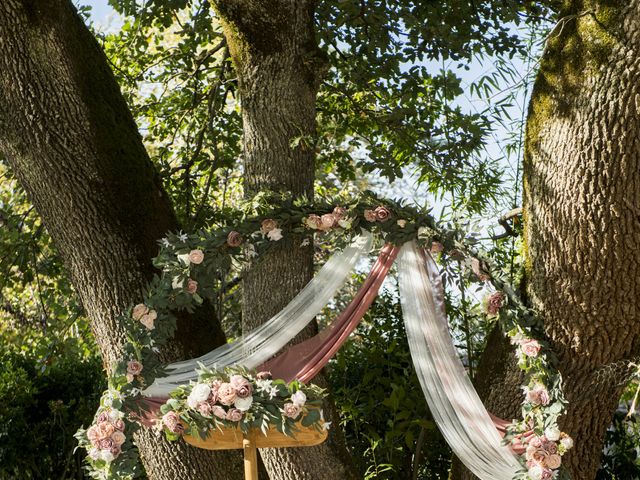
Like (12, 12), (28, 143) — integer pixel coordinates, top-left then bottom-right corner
(184, 423), (328, 480)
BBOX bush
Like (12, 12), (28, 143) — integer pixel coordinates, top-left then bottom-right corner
(328, 287), (451, 479)
(0, 350), (105, 479)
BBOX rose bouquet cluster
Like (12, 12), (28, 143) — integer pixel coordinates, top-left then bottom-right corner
(524, 430), (574, 480)
(159, 366), (327, 440)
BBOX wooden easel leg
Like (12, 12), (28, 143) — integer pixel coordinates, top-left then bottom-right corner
(243, 436), (258, 480)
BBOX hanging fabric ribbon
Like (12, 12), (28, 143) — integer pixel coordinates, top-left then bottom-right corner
(397, 241), (522, 479)
(259, 243), (399, 383)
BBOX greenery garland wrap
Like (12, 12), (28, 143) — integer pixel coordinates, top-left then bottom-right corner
(75, 192), (572, 480)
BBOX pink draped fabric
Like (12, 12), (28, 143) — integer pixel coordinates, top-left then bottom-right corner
(259, 243), (400, 383)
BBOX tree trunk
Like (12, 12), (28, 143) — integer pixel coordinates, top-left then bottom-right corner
(454, 2), (640, 478)
(211, 1), (357, 479)
(0, 1), (244, 478)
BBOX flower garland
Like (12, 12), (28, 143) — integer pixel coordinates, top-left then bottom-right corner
(76, 192), (571, 480)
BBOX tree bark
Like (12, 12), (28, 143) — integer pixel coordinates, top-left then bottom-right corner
(211, 1), (357, 479)
(0, 1), (243, 478)
(454, 2), (640, 478)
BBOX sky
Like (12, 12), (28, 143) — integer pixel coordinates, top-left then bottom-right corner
(78, 0), (534, 219)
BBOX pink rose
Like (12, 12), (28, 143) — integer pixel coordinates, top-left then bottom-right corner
(305, 214), (323, 229)
(186, 279), (198, 294)
(189, 249), (204, 264)
(527, 385), (551, 406)
(546, 454), (561, 469)
(198, 403), (213, 417)
(471, 258), (490, 282)
(226, 408), (243, 422)
(364, 209), (376, 222)
(486, 292), (505, 316)
(520, 339), (541, 357)
(227, 231), (243, 247)
(260, 219), (278, 234)
(283, 402), (301, 419)
(230, 375), (253, 399)
(113, 419), (125, 432)
(127, 360), (143, 376)
(96, 422), (115, 439)
(218, 383), (237, 405)
(162, 411), (185, 435)
(111, 430), (126, 446)
(319, 213), (336, 230)
(139, 309), (157, 330)
(256, 371), (272, 380)
(96, 412), (110, 423)
(98, 437), (114, 450)
(208, 380), (222, 404)
(109, 445), (122, 458)
(430, 241), (444, 254)
(333, 206), (346, 219)
(212, 406), (226, 419)
(374, 206), (391, 222)
(132, 304), (149, 320)
(87, 425), (100, 442)
(540, 468), (554, 480)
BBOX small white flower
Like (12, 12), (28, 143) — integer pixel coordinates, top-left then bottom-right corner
(178, 231), (188, 242)
(267, 228), (283, 241)
(545, 426), (561, 441)
(247, 244), (258, 258)
(172, 276), (185, 290)
(291, 390), (307, 407)
(268, 386), (279, 399)
(560, 436), (574, 450)
(234, 396), (254, 411)
(397, 219), (407, 228)
(101, 450), (115, 463)
(177, 253), (191, 266)
(300, 238), (311, 247)
(108, 409), (124, 422)
(160, 238), (171, 248)
(338, 218), (352, 229)
(256, 379), (273, 392)
(88, 448), (101, 461)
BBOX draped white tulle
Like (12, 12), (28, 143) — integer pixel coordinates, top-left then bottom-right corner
(397, 241), (521, 479)
(142, 231), (373, 397)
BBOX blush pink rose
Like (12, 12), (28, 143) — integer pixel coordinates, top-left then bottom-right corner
(546, 454), (561, 469)
(111, 430), (126, 446)
(162, 411), (185, 434)
(98, 437), (114, 450)
(283, 403), (301, 419)
(212, 406), (226, 419)
(305, 214), (323, 229)
(230, 375), (253, 399)
(540, 468), (554, 480)
(96, 412), (110, 423)
(520, 339), (541, 357)
(226, 408), (243, 422)
(87, 425), (100, 443)
(188, 249), (204, 264)
(332, 206), (346, 219)
(319, 213), (337, 230)
(113, 419), (125, 432)
(96, 422), (115, 439)
(109, 445), (122, 458)
(363, 209), (376, 222)
(260, 219), (278, 234)
(527, 385), (551, 406)
(127, 360), (143, 376)
(430, 241), (444, 254)
(256, 371), (272, 380)
(226, 231), (243, 247)
(186, 279), (198, 294)
(486, 292), (505, 316)
(218, 383), (237, 405)
(132, 304), (149, 320)
(139, 309), (157, 330)
(374, 206), (391, 222)
(198, 403), (213, 417)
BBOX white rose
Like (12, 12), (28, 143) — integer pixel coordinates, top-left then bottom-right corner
(101, 450), (115, 463)
(234, 396), (253, 411)
(544, 426), (561, 441)
(177, 253), (191, 265)
(191, 383), (211, 403)
(528, 464), (543, 480)
(291, 390), (307, 407)
(88, 448), (101, 461)
(267, 228), (283, 241)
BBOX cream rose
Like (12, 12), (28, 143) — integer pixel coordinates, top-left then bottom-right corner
(132, 304), (149, 320)
(140, 309), (157, 330)
(188, 249), (204, 264)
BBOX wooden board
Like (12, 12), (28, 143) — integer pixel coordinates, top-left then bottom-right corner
(184, 423), (328, 450)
